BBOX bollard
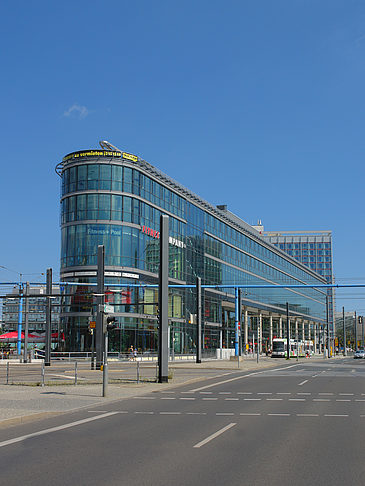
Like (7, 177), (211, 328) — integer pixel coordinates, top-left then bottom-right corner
(6, 361), (9, 385)
(137, 360), (140, 384)
(41, 361), (45, 387)
(75, 361), (78, 386)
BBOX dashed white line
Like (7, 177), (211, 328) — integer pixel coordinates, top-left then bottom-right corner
(240, 413), (261, 416)
(216, 413), (235, 416)
(225, 398), (239, 401)
(339, 393), (354, 396)
(135, 411), (154, 415)
(319, 393), (334, 396)
(258, 393), (272, 395)
(187, 412), (207, 415)
(161, 397), (176, 400)
(313, 399), (330, 402)
(160, 412), (182, 415)
(244, 398), (261, 401)
(268, 413), (290, 416)
(296, 414), (319, 417)
(289, 399), (306, 401)
(336, 399), (351, 402)
(267, 398), (283, 401)
(193, 423), (236, 448)
(237, 392), (252, 395)
(298, 380), (308, 386)
(219, 392), (232, 395)
(202, 398), (218, 401)
(324, 414), (348, 417)
(179, 398), (196, 401)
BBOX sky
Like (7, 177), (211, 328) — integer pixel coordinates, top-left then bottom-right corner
(1, 0), (365, 312)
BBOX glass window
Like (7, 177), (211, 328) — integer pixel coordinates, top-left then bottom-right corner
(69, 167), (76, 192)
(112, 165), (122, 191)
(111, 195), (122, 221)
(87, 165), (98, 190)
(124, 167), (132, 193)
(77, 165), (87, 191)
(123, 196), (132, 223)
(76, 194), (86, 220)
(98, 194), (111, 220)
(87, 194), (98, 220)
(99, 165), (111, 190)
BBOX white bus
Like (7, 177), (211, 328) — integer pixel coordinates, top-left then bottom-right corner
(271, 338), (306, 358)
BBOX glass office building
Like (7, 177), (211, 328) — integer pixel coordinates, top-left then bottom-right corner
(56, 145), (327, 353)
(262, 230), (335, 340)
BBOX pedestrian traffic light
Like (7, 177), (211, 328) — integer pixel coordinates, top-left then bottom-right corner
(103, 315), (117, 333)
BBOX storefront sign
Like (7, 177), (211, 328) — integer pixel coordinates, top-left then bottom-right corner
(141, 225), (186, 248)
(122, 152), (138, 162)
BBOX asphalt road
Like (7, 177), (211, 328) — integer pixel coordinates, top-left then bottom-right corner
(1, 358), (365, 485)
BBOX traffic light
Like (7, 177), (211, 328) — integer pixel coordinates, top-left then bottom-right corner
(103, 315), (117, 333)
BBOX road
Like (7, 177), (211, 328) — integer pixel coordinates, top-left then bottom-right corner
(1, 357), (365, 485)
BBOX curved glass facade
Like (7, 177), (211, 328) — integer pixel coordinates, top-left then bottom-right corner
(58, 149), (327, 353)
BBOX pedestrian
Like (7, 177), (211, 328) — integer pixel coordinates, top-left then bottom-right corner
(129, 345), (134, 361)
(133, 347), (138, 361)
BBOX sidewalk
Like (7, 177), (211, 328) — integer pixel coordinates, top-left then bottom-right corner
(0, 355), (335, 428)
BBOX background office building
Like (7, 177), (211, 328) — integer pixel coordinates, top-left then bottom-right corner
(56, 143), (328, 354)
(260, 228), (335, 341)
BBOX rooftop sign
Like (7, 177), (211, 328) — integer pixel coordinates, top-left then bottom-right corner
(62, 150), (139, 163)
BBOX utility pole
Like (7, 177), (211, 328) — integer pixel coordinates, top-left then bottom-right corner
(343, 306), (346, 356)
(158, 214), (169, 382)
(96, 245), (105, 370)
(354, 311), (357, 352)
(23, 282), (30, 363)
(196, 276), (202, 364)
(45, 268), (52, 366)
(326, 295), (330, 358)
(286, 302), (290, 359)
(17, 280), (23, 357)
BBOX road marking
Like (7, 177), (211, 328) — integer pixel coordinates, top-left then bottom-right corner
(267, 398), (283, 401)
(161, 391), (175, 394)
(193, 423), (236, 448)
(216, 413), (235, 416)
(355, 399), (365, 402)
(296, 414), (319, 417)
(180, 398), (196, 400)
(135, 411), (154, 414)
(0, 412), (118, 449)
(160, 412), (181, 415)
(324, 414), (348, 417)
(319, 393), (333, 396)
(336, 399), (351, 402)
(187, 412), (207, 415)
(200, 392), (213, 394)
(268, 413), (290, 416)
(339, 393), (354, 396)
(225, 398), (239, 401)
(258, 393), (272, 395)
(237, 392), (252, 395)
(219, 392), (231, 394)
(161, 397), (176, 400)
(133, 396), (155, 399)
(189, 365), (299, 392)
(297, 393), (311, 395)
(244, 398), (261, 401)
(313, 399), (330, 402)
(277, 393), (291, 395)
(88, 410), (108, 413)
(202, 398), (218, 401)
(240, 413), (261, 416)
(289, 398), (306, 401)
(298, 380), (308, 386)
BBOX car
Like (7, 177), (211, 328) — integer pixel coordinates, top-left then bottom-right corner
(354, 349), (365, 359)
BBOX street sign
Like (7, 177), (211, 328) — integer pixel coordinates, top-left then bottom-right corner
(104, 304), (114, 313)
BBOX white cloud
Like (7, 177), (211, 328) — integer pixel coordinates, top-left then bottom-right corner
(63, 104), (89, 119)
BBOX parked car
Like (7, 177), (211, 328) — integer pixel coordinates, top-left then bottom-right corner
(354, 349), (365, 359)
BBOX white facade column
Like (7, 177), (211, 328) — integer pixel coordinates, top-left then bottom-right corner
(302, 321), (305, 341)
(279, 316), (283, 338)
(269, 314), (273, 350)
(259, 312), (263, 354)
(308, 321), (311, 341)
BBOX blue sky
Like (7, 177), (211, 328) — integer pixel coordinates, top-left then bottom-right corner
(1, 0), (365, 312)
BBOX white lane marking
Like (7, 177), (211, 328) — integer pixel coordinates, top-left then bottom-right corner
(179, 398), (196, 400)
(296, 414), (319, 417)
(298, 380), (308, 386)
(200, 392), (212, 394)
(189, 365), (299, 392)
(237, 392), (252, 395)
(181, 392), (195, 394)
(319, 393), (333, 396)
(202, 398), (218, 401)
(135, 411), (154, 414)
(277, 393), (291, 395)
(336, 399), (351, 402)
(88, 410), (108, 413)
(216, 413), (235, 416)
(244, 398), (261, 401)
(297, 393), (311, 395)
(324, 414), (349, 417)
(159, 412), (181, 415)
(268, 413), (290, 416)
(240, 413), (261, 416)
(355, 399), (365, 402)
(193, 423), (236, 448)
(313, 399), (330, 402)
(161, 391), (175, 394)
(48, 374), (86, 380)
(339, 393), (354, 396)
(161, 397), (176, 400)
(219, 392), (231, 395)
(225, 398), (239, 401)
(187, 412), (207, 415)
(267, 398), (283, 401)
(0, 412), (118, 449)
(289, 399), (306, 401)
(258, 393), (272, 395)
